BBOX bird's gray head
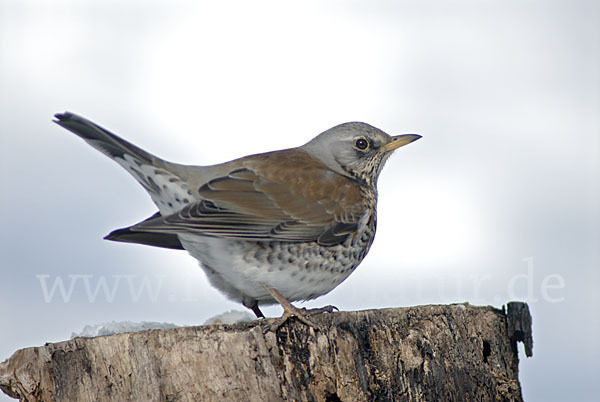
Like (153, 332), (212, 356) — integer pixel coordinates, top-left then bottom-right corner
(302, 122), (421, 186)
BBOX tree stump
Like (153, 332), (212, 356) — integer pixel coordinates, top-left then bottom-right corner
(0, 302), (532, 401)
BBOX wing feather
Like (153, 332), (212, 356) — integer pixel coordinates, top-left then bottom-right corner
(131, 149), (368, 245)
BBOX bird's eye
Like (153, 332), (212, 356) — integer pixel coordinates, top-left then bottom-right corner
(354, 138), (369, 150)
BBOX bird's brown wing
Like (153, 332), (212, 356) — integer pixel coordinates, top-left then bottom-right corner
(131, 149), (367, 246)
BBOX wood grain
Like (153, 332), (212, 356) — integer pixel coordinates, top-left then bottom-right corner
(0, 303), (531, 402)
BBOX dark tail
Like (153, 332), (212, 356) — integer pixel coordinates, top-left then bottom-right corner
(53, 112), (159, 166)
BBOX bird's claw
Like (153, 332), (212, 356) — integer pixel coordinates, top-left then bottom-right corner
(302, 305), (339, 316)
(261, 284), (339, 333)
(263, 306), (321, 333)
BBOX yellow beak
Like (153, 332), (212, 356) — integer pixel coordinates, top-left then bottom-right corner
(381, 134), (422, 152)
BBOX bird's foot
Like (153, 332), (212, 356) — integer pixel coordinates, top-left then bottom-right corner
(267, 304), (319, 332)
(262, 285), (337, 332)
(303, 305), (339, 316)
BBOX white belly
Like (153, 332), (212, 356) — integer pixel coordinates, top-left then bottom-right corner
(178, 234), (361, 305)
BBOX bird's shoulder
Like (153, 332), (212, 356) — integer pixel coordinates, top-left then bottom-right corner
(238, 148), (366, 207)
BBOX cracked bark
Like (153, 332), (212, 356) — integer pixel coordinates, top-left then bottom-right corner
(0, 303), (532, 402)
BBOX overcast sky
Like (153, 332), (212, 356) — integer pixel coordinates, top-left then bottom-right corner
(1, 1), (599, 401)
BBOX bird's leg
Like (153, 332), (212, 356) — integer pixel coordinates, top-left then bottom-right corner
(243, 299), (265, 318)
(262, 284), (321, 331)
(251, 305), (265, 318)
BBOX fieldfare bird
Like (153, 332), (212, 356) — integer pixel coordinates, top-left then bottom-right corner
(54, 112), (421, 323)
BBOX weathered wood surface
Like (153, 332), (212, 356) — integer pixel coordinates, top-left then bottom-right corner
(0, 303), (532, 402)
